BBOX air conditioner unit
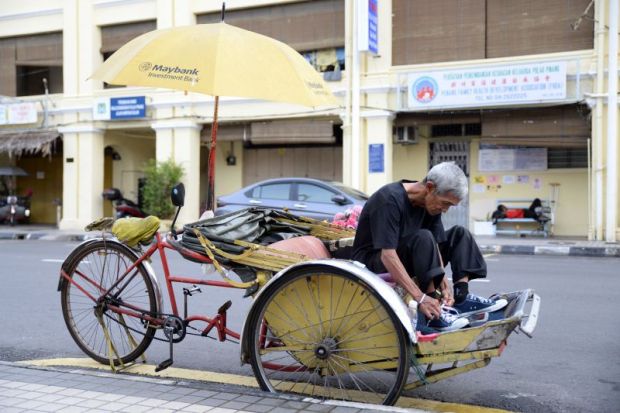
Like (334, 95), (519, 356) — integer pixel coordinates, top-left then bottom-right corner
(393, 126), (419, 144)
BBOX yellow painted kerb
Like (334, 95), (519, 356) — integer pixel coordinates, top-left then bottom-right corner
(21, 358), (513, 413)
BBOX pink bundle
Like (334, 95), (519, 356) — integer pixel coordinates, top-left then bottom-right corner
(331, 205), (363, 229)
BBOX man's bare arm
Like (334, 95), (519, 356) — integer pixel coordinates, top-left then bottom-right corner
(380, 249), (441, 318)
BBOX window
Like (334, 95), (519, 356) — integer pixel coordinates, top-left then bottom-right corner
(0, 32), (63, 96)
(249, 183), (291, 200)
(100, 21), (156, 89)
(16, 65), (62, 96)
(297, 184), (337, 204)
(332, 183), (368, 201)
(431, 123), (481, 137)
(548, 147), (588, 169)
(303, 47), (345, 73)
(392, 0), (594, 65)
(197, 0), (344, 52)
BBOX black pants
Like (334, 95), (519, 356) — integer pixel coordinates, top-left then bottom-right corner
(368, 225), (487, 291)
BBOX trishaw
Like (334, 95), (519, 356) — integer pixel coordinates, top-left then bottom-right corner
(58, 184), (540, 406)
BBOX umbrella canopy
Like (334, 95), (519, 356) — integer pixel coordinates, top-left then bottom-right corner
(91, 22), (338, 107)
(92, 21), (338, 211)
(0, 166), (28, 177)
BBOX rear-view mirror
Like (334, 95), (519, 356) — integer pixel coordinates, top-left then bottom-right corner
(171, 183), (185, 207)
(331, 194), (347, 205)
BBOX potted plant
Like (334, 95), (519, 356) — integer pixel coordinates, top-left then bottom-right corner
(141, 159), (184, 226)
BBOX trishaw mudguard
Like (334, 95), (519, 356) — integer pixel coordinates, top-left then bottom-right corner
(57, 237), (163, 315)
(240, 259), (416, 365)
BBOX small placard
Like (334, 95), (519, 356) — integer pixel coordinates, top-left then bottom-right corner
(369, 143), (384, 173)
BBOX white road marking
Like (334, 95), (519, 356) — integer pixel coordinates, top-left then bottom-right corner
(42, 259), (64, 263)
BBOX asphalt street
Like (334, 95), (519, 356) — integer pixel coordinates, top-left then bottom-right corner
(0, 239), (619, 412)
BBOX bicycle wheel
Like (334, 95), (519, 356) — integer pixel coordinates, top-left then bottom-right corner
(60, 240), (158, 365)
(247, 265), (409, 405)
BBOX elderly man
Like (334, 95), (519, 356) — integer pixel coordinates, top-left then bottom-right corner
(352, 162), (506, 332)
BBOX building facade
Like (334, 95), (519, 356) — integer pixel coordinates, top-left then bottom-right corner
(0, 0), (618, 240)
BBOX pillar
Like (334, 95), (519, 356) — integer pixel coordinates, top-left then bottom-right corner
(58, 125), (105, 230)
(363, 110), (394, 194)
(151, 119), (201, 225)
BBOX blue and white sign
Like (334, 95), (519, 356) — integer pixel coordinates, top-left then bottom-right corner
(358, 0), (378, 55)
(368, 143), (384, 173)
(110, 96), (146, 119)
(407, 62), (567, 109)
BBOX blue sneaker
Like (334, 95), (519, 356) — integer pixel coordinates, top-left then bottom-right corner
(453, 294), (508, 317)
(427, 306), (469, 332)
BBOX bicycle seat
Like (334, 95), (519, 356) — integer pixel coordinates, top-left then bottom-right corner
(112, 216), (160, 247)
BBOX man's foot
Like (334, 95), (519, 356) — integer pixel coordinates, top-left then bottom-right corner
(427, 307), (469, 332)
(453, 294), (508, 317)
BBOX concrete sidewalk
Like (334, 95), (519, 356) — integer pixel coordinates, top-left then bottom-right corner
(1, 224), (619, 257)
(0, 361), (429, 413)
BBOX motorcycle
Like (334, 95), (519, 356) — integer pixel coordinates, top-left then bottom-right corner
(0, 193), (31, 226)
(102, 188), (146, 218)
(0, 167), (31, 226)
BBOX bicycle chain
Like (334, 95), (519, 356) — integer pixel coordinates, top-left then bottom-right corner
(102, 309), (240, 345)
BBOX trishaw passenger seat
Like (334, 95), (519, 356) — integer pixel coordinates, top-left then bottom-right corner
(270, 235), (331, 259)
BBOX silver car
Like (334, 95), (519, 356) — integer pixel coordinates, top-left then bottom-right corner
(216, 177), (368, 221)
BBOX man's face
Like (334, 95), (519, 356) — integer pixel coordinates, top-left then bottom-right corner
(425, 184), (460, 215)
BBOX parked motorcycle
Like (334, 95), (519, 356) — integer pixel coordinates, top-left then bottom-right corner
(102, 188), (146, 218)
(0, 166), (31, 226)
(0, 194), (32, 226)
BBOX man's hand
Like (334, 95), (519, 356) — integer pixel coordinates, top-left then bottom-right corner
(440, 277), (454, 307)
(418, 296), (442, 319)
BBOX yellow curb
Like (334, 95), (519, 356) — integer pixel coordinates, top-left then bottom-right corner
(21, 358), (512, 413)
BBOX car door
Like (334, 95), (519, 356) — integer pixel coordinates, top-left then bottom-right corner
(292, 182), (349, 220)
(245, 181), (295, 211)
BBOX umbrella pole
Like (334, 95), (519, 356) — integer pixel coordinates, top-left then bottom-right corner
(206, 95), (220, 212)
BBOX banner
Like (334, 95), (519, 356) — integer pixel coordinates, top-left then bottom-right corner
(407, 62), (566, 109)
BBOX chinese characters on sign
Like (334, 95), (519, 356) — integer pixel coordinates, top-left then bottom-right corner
(408, 62), (567, 109)
(0, 102), (38, 125)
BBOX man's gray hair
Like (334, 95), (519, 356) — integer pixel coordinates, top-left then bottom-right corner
(423, 162), (468, 200)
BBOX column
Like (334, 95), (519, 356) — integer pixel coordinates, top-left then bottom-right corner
(58, 125), (105, 230)
(63, 0), (101, 96)
(151, 119), (201, 225)
(362, 110), (395, 194)
(157, 0), (196, 29)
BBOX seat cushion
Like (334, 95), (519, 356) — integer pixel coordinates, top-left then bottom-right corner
(270, 236), (331, 259)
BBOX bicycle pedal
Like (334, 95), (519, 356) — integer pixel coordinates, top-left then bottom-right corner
(155, 358), (173, 372)
(218, 300), (232, 315)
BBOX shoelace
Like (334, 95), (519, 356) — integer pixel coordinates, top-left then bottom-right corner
(467, 294), (494, 305)
(439, 305), (462, 323)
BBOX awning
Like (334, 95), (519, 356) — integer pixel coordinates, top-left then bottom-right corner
(0, 130), (61, 156)
(250, 120), (335, 145)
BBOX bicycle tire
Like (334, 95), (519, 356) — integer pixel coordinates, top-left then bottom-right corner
(246, 265), (409, 405)
(60, 240), (157, 365)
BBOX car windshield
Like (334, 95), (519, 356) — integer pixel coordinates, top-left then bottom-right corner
(331, 182), (369, 201)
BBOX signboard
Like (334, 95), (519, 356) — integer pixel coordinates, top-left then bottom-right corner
(5, 102), (38, 124)
(110, 96), (146, 119)
(358, 0), (378, 54)
(407, 62), (567, 109)
(479, 148), (547, 171)
(369, 143), (384, 173)
(0, 105), (7, 125)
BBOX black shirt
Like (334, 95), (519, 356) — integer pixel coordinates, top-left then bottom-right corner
(352, 180), (446, 266)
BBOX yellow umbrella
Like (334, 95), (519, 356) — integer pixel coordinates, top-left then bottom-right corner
(92, 21), (338, 210)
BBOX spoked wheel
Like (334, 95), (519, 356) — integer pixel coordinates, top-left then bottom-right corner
(247, 265), (409, 405)
(60, 240), (158, 365)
